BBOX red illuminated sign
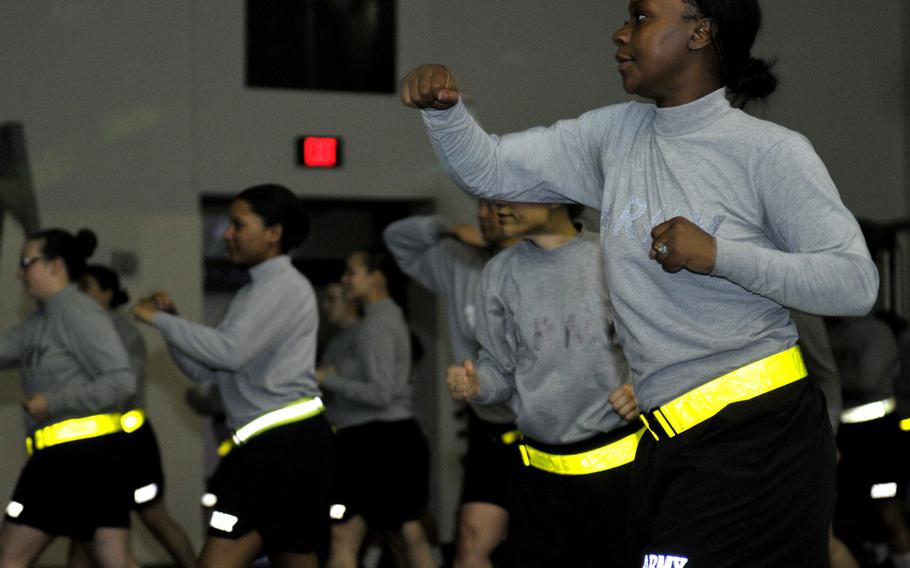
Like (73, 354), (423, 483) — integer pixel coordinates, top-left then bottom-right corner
(297, 136), (341, 168)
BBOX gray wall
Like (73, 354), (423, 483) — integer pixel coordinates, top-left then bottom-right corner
(0, 1), (907, 564)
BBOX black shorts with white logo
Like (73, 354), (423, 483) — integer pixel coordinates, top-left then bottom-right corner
(630, 378), (835, 568)
(125, 420), (166, 510)
(508, 422), (641, 568)
(203, 414), (334, 556)
(459, 408), (520, 509)
(837, 411), (906, 504)
(4, 432), (132, 541)
(331, 418), (429, 529)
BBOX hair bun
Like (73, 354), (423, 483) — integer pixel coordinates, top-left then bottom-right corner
(729, 56), (778, 106)
(75, 229), (98, 259)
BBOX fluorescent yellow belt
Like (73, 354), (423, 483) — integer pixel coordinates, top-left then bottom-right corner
(640, 346), (807, 441)
(518, 428), (644, 476)
(500, 429), (522, 445)
(26, 409), (146, 455)
(900, 418), (910, 432)
(218, 397), (324, 457)
(840, 397), (896, 424)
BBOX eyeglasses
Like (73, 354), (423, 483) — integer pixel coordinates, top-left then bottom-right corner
(18, 256), (45, 270)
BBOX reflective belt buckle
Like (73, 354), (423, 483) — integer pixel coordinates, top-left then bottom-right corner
(518, 444), (530, 467)
(640, 415), (660, 441)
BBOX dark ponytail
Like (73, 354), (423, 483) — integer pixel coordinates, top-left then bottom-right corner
(29, 228), (97, 282)
(686, 0), (778, 108)
(84, 264), (130, 308)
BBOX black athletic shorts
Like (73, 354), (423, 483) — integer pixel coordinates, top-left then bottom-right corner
(631, 378), (835, 568)
(508, 422), (641, 568)
(331, 418), (429, 529)
(203, 414), (334, 555)
(459, 408), (520, 509)
(125, 419), (166, 510)
(4, 432), (132, 541)
(837, 411), (907, 504)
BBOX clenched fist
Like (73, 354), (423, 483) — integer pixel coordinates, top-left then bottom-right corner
(401, 64), (460, 110)
(446, 359), (480, 401)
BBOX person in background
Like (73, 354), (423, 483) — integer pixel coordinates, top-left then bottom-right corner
(0, 228), (138, 568)
(317, 249), (435, 568)
(133, 184), (332, 568)
(64, 264), (195, 568)
(447, 200), (639, 568)
(382, 200), (519, 568)
(828, 314), (910, 568)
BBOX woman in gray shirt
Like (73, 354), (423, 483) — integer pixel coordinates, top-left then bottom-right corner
(317, 249), (435, 568)
(0, 228), (138, 568)
(134, 184), (332, 568)
(71, 264), (195, 568)
(402, 0), (877, 565)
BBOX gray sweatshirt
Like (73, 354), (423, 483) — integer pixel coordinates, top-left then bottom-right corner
(383, 215), (515, 424)
(0, 285), (136, 435)
(421, 88), (878, 411)
(153, 255), (321, 430)
(474, 229), (630, 444)
(111, 311), (148, 409)
(826, 315), (899, 409)
(321, 298), (414, 429)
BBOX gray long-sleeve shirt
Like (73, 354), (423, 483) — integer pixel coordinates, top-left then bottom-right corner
(0, 285), (136, 435)
(152, 255), (321, 430)
(321, 298), (414, 429)
(111, 311), (148, 409)
(421, 88), (878, 411)
(474, 229), (629, 444)
(383, 215), (515, 424)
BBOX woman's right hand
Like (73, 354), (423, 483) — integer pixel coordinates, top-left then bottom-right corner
(400, 64), (460, 110)
(446, 359), (480, 401)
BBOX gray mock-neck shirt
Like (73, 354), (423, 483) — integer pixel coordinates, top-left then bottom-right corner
(422, 88), (878, 411)
(153, 255), (320, 430)
(0, 284), (136, 435)
(321, 297), (414, 429)
(474, 228), (630, 444)
(383, 214), (515, 424)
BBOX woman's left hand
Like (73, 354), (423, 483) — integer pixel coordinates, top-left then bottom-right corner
(649, 216), (717, 274)
(608, 384), (639, 422)
(22, 393), (49, 420)
(132, 297), (160, 323)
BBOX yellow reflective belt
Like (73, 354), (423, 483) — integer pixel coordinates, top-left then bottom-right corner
(500, 430), (522, 445)
(25, 410), (146, 455)
(900, 418), (910, 432)
(640, 346), (807, 441)
(840, 398), (896, 424)
(518, 428), (644, 476)
(218, 397), (324, 457)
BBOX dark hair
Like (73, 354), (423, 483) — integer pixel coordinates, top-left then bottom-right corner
(684, 0), (778, 108)
(28, 228), (97, 281)
(84, 264), (130, 308)
(235, 184), (310, 253)
(355, 246), (407, 306)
